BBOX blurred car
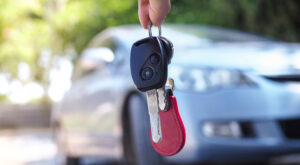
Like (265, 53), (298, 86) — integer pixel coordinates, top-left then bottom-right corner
(51, 24), (300, 165)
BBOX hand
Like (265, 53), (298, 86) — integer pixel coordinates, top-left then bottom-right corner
(138, 0), (171, 29)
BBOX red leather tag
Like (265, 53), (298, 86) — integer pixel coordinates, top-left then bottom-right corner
(150, 96), (186, 156)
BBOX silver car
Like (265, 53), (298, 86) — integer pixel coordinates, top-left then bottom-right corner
(52, 24), (300, 165)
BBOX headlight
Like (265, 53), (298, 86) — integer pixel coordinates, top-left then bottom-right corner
(169, 66), (255, 92)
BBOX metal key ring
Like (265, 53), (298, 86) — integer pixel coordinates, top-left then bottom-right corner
(148, 21), (162, 37)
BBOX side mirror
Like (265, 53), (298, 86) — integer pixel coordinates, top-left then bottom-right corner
(79, 47), (115, 72)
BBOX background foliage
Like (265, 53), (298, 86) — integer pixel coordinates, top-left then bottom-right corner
(0, 0), (299, 91)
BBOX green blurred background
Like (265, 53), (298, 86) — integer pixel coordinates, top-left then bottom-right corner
(0, 0), (299, 104)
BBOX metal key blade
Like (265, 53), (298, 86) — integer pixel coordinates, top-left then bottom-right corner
(157, 87), (167, 111)
(166, 78), (175, 91)
(146, 89), (162, 143)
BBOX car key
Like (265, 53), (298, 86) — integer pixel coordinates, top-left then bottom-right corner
(151, 78), (186, 156)
(130, 22), (185, 155)
(130, 23), (169, 143)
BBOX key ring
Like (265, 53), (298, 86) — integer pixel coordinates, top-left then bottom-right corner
(148, 21), (162, 37)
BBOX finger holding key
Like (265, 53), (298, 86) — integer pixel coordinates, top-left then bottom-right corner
(138, 0), (171, 29)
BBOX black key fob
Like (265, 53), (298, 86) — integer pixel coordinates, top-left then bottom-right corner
(130, 37), (168, 92)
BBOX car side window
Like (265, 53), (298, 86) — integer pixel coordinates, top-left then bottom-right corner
(73, 36), (121, 80)
(99, 38), (117, 52)
(96, 38), (122, 75)
(96, 37), (126, 75)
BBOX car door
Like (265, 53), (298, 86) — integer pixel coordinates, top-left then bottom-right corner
(61, 36), (128, 157)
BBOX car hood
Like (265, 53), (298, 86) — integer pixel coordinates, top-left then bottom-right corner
(171, 42), (300, 76)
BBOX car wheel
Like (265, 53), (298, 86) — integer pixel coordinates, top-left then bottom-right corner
(65, 157), (80, 165)
(126, 94), (166, 165)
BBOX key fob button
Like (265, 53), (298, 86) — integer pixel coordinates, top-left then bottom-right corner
(141, 67), (154, 80)
(150, 53), (160, 64)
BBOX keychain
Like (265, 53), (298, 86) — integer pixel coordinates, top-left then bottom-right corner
(130, 22), (186, 156)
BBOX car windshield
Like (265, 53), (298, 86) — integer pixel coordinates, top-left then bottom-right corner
(167, 25), (270, 42)
(117, 25), (270, 50)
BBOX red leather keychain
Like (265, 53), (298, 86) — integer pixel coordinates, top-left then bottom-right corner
(150, 94), (186, 156)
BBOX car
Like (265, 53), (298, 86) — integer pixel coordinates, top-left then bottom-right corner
(51, 24), (300, 165)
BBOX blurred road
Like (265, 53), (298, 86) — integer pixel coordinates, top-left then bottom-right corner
(0, 129), (119, 165)
(1, 128), (300, 165)
(0, 129), (56, 165)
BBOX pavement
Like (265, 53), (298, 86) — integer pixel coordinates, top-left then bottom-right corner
(1, 128), (300, 165)
(0, 129), (119, 165)
(0, 129), (56, 165)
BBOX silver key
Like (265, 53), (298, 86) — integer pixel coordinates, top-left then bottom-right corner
(157, 87), (167, 111)
(166, 78), (175, 91)
(146, 89), (162, 143)
(157, 78), (175, 111)
(146, 78), (175, 143)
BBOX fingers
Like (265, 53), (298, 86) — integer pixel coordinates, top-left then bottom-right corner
(138, 0), (171, 29)
(138, 0), (150, 29)
(149, 0), (170, 27)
